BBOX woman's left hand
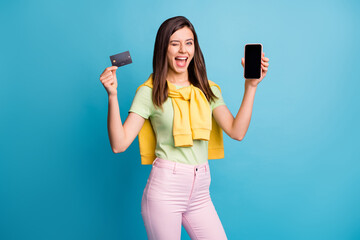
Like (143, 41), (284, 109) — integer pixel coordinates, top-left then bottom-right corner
(241, 52), (269, 87)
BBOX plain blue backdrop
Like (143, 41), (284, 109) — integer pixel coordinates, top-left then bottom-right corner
(1, 0), (359, 239)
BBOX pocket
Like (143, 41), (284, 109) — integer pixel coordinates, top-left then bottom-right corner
(146, 166), (186, 200)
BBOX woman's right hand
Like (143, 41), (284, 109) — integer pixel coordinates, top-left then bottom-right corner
(100, 66), (118, 96)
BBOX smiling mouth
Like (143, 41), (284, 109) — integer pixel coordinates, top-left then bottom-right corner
(175, 57), (188, 68)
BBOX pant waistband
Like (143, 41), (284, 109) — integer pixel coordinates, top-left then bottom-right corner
(152, 157), (209, 174)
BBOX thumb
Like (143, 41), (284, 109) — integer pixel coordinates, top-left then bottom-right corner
(109, 66), (118, 71)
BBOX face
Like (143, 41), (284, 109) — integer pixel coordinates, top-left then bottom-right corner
(167, 26), (195, 74)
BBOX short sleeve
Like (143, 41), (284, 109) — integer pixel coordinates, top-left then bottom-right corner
(128, 86), (154, 119)
(210, 85), (226, 111)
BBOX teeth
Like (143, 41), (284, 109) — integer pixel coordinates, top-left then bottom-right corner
(175, 57), (187, 60)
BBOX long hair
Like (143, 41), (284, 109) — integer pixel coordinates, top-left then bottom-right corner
(152, 16), (217, 108)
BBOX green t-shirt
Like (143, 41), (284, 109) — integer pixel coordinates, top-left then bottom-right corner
(129, 84), (226, 165)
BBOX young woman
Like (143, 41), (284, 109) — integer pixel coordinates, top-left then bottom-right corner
(100, 16), (269, 240)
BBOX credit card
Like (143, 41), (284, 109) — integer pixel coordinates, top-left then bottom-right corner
(110, 51), (132, 67)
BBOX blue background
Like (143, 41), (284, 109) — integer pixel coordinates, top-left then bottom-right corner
(1, 0), (359, 239)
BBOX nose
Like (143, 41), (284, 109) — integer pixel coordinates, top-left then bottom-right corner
(179, 43), (186, 53)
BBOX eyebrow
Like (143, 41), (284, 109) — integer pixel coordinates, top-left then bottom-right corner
(170, 38), (194, 43)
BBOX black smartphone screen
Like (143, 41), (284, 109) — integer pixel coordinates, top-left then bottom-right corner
(244, 44), (262, 79)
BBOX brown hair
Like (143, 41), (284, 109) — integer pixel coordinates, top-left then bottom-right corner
(152, 16), (217, 108)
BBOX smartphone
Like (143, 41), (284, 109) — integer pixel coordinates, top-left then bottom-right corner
(244, 44), (262, 79)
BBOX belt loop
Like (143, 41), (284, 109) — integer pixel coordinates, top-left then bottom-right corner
(173, 162), (177, 174)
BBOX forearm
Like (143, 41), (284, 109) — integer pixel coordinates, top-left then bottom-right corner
(231, 82), (257, 140)
(107, 94), (126, 152)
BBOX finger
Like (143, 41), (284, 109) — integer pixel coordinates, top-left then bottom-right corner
(261, 62), (269, 67)
(103, 77), (113, 83)
(101, 74), (112, 81)
(101, 66), (117, 75)
(101, 76), (112, 83)
(100, 70), (112, 78)
(261, 65), (268, 71)
(262, 56), (269, 62)
(106, 66), (118, 72)
(100, 73), (112, 80)
(103, 67), (117, 75)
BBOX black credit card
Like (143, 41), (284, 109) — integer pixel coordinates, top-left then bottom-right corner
(110, 51), (132, 67)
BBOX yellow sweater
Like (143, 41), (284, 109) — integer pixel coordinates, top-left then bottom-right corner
(137, 74), (224, 165)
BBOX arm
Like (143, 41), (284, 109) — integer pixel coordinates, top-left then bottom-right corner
(100, 66), (146, 153)
(213, 53), (269, 141)
(213, 83), (257, 141)
(107, 95), (145, 153)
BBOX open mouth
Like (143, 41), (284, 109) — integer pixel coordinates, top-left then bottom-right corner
(175, 57), (188, 68)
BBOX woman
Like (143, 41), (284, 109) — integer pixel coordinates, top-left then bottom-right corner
(100, 16), (269, 240)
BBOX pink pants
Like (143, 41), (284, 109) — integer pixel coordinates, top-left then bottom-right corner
(141, 157), (228, 240)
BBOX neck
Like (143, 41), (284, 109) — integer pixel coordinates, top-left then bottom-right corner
(167, 69), (189, 85)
